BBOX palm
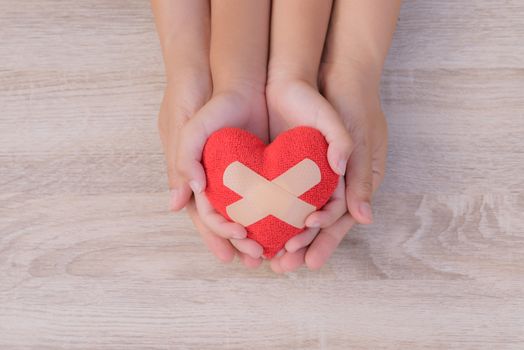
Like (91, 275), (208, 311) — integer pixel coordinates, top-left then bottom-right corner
(159, 79), (270, 267)
(267, 80), (332, 141)
(199, 91), (269, 144)
(318, 63), (388, 193)
(183, 90), (269, 267)
(265, 79), (352, 272)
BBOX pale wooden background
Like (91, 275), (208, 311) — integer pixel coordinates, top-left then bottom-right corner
(1, 1), (523, 349)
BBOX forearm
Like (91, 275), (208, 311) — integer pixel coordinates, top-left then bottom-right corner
(268, 0), (333, 85)
(210, 0), (270, 95)
(151, 0), (210, 82)
(324, 0), (402, 88)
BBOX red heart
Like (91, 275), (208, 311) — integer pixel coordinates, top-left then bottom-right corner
(202, 126), (338, 258)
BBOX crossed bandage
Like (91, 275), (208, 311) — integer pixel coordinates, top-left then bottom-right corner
(223, 159), (321, 228)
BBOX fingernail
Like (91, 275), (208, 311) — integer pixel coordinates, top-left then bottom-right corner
(336, 159), (347, 176)
(359, 202), (373, 223)
(285, 243), (297, 253)
(169, 187), (180, 211)
(189, 180), (202, 194)
(275, 249), (285, 258)
(306, 218), (320, 228)
(251, 247), (263, 259)
(232, 230), (247, 239)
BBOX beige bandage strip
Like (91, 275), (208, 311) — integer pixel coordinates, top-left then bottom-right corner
(223, 159), (321, 228)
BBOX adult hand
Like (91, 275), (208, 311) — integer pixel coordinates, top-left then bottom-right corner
(266, 0), (398, 273)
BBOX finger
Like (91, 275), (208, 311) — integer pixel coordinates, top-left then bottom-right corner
(284, 227), (319, 253)
(305, 214), (355, 270)
(268, 248), (286, 273)
(273, 248), (286, 259)
(194, 192), (247, 239)
(237, 252), (263, 269)
(167, 117), (192, 211)
(230, 238), (264, 259)
(279, 248), (307, 273)
(346, 138), (374, 224)
(270, 256), (286, 274)
(276, 83), (353, 176)
(175, 116), (208, 194)
(158, 95), (192, 212)
(186, 200), (236, 263)
(305, 177), (346, 228)
(312, 97), (353, 176)
(169, 185), (193, 212)
(175, 94), (247, 194)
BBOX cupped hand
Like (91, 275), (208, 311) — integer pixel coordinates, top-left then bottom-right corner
(266, 78), (353, 177)
(174, 83), (269, 265)
(158, 73), (266, 268)
(267, 67), (388, 273)
(265, 77), (352, 272)
(320, 63), (388, 226)
(158, 72), (210, 212)
(265, 76), (353, 237)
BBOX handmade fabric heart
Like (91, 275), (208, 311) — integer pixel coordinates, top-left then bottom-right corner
(202, 126), (338, 258)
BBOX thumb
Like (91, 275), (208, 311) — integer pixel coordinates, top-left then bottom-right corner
(175, 117), (209, 195)
(311, 96), (353, 176)
(158, 97), (192, 212)
(175, 96), (236, 194)
(167, 163), (193, 212)
(345, 141), (374, 224)
(167, 121), (192, 212)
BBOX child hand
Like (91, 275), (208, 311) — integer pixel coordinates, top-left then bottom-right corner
(269, 65), (388, 273)
(172, 0), (271, 265)
(267, 78), (353, 178)
(154, 0), (270, 267)
(176, 87), (269, 262)
(266, 77), (352, 246)
(159, 82), (267, 266)
(264, 0), (353, 267)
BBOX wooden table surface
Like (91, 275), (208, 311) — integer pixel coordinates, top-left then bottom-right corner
(1, 1), (523, 349)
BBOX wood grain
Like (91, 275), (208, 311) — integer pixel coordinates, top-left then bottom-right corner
(1, 0), (524, 349)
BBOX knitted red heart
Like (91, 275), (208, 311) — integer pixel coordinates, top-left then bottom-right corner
(202, 126), (338, 258)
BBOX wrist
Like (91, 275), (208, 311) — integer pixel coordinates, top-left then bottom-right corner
(165, 64), (211, 91)
(163, 65), (212, 114)
(320, 63), (383, 126)
(160, 37), (210, 83)
(212, 74), (266, 101)
(320, 60), (383, 98)
(267, 60), (319, 88)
